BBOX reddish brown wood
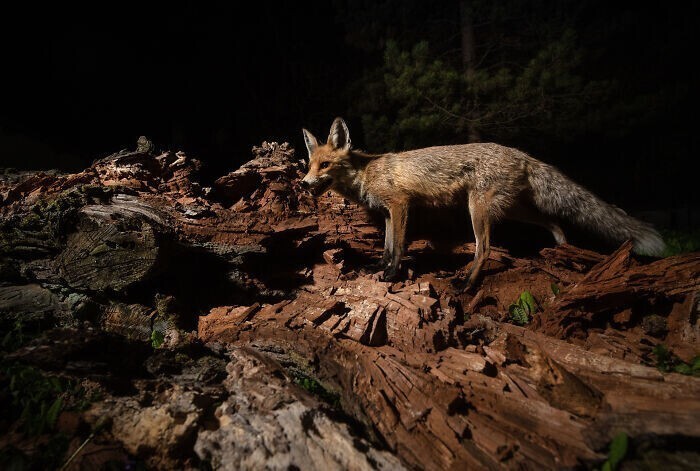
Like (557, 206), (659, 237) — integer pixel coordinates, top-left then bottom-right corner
(1, 140), (699, 469)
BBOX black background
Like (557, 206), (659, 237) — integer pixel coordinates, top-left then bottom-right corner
(1, 1), (697, 221)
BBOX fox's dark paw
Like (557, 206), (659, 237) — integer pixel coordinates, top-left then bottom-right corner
(455, 278), (478, 294)
(381, 266), (400, 282)
(366, 260), (390, 273)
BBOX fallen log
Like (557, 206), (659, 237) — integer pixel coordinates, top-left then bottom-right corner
(537, 242), (700, 340)
(56, 195), (168, 292)
(198, 274), (700, 469)
(1, 139), (699, 470)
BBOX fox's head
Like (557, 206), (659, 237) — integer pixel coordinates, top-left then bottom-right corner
(300, 117), (353, 196)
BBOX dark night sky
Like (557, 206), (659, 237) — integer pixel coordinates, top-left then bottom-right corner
(1, 1), (697, 217)
(1, 3), (354, 172)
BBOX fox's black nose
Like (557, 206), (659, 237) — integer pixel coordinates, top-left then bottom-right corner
(300, 180), (309, 189)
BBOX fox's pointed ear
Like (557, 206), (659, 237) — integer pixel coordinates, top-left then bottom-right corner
(302, 128), (319, 156)
(328, 117), (351, 151)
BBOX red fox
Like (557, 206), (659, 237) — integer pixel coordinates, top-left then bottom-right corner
(300, 118), (665, 287)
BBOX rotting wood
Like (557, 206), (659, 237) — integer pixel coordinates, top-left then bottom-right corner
(1, 140), (699, 470)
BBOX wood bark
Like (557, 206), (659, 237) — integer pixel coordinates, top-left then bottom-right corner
(1, 140), (699, 469)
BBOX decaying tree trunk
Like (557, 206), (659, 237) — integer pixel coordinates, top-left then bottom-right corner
(1, 140), (699, 470)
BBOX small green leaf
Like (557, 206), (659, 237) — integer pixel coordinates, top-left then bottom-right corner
(607, 432), (628, 470)
(46, 397), (62, 428)
(509, 304), (529, 325)
(674, 363), (692, 375)
(519, 291), (537, 315)
(601, 461), (612, 471)
(550, 283), (560, 295)
(151, 330), (165, 348)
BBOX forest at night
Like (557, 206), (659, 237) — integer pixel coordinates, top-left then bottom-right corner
(1, 2), (699, 470)
(2, 1), (697, 214)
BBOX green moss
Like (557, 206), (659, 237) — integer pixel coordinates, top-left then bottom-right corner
(151, 329), (165, 348)
(661, 229), (700, 257)
(292, 372), (341, 409)
(280, 350), (341, 408)
(651, 344), (700, 376)
(19, 212), (42, 230)
(1, 184), (124, 258)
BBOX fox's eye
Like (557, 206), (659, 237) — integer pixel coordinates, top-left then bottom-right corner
(320, 161), (330, 170)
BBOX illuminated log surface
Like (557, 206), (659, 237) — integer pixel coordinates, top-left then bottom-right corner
(1, 141), (698, 469)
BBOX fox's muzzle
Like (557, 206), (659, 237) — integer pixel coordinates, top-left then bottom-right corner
(301, 174), (332, 196)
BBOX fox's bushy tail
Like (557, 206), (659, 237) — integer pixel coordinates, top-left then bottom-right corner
(527, 162), (665, 256)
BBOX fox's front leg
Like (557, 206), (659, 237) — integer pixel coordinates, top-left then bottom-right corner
(369, 216), (393, 272)
(382, 203), (408, 281)
(368, 216), (393, 272)
(378, 216), (393, 267)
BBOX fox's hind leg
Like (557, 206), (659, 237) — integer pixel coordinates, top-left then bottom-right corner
(549, 224), (566, 245)
(465, 192), (493, 288)
(504, 203), (567, 245)
(382, 203), (408, 281)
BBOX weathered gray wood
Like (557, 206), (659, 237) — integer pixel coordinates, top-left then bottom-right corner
(0, 283), (67, 323)
(56, 196), (167, 292)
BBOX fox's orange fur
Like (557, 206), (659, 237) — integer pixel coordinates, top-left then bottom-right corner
(301, 118), (664, 286)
